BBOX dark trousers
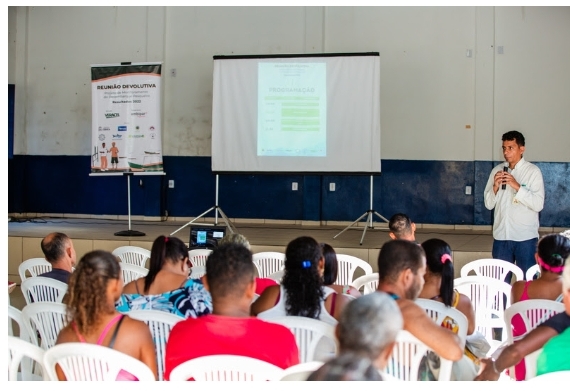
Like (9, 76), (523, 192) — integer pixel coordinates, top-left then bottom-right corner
(492, 238), (538, 280)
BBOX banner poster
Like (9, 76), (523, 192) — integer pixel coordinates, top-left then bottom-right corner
(91, 62), (163, 173)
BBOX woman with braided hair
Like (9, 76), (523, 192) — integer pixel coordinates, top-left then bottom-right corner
(251, 236), (351, 325)
(508, 232), (570, 380)
(55, 250), (157, 380)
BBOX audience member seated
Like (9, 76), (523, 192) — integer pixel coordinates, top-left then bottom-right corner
(388, 213), (417, 242)
(307, 353), (383, 381)
(218, 232), (278, 295)
(116, 235), (212, 318)
(251, 236), (352, 325)
(475, 255), (570, 381)
(309, 291), (403, 381)
(321, 243), (361, 299)
(56, 250), (157, 380)
(537, 256), (570, 376)
(419, 238), (483, 380)
(509, 233), (570, 380)
(38, 232), (77, 283)
(164, 243), (299, 380)
(377, 239), (463, 379)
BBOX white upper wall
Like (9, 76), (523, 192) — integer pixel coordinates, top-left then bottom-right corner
(8, 6), (570, 162)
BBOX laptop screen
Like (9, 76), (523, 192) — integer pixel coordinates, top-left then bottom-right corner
(189, 225), (227, 249)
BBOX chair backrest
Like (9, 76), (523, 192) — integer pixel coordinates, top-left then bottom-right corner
(20, 276), (68, 305)
(189, 265), (206, 279)
(252, 252), (286, 278)
(267, 269), (285, 284)
(21, 302), (68, 350)
(19, 258), (52, 281)
(385, 329), (454, 381)
(168, 354), (284, 381)
(503, 299), (564, 380)
(279, 361), (324, 381)
(8, 335), (47, 381)
(414, 298), (469, 345)
(125, 309), (184, 381)
(9, 304), (31, 342)
(526, 264), (541, 281)
(460, 258), (524, 282)
(351, 273), (379, 295)
(42, 342), (156, 381)
(334, 254), (373, 286)
(262, 316), (338, 363)
(112, 246), (151, 268)
(119, 262), (149, 284)
(454, 275), (512, 344)
(188, 249), (213, 267)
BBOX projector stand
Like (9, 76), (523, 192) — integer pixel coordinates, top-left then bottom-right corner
(170, 174), (236, 236)
(333, 175), (388, 245)
(114, 173), (146, 237)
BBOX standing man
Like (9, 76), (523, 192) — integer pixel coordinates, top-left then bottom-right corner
(109, 141), (119, 170)
(100, 142), (108, 171)
(484, 130), (545, 276)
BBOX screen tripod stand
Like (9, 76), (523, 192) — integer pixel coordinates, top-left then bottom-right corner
(333, 175), (388, 245)
(170, 174), (236, 236)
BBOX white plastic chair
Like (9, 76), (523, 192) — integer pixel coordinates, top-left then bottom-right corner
(385, 329), (453, 381)
(279, 361), (324, 381)
(454, 276), (512, 348)
(504, 299), (564, 380)
(334, 254), (373, 286)
(525, 264), (541, 281)
(523, 347), (543, 380)
(120, 262), (149, 284)
(189, 265), (206, 279)
(125, 309), (184, 381)
(460, 258), (524, 282)
(20, 276), (68, 305)
(8, 335), (47, 381)
(351, 272), (379, 294)
(112, 246), (151, 268)
(414, 298), (469, 345)
(527, 369), (570, 381)
(188, 249), (213, 267)
(168, 354), (284, 381)
(262, 316), (338, 363)
(18, 258), (52, 281)
(22, 302), (68, 350)
(267, 269), (285, 284)
(252, 252), (286, 279)
(42, 342), (156, 381)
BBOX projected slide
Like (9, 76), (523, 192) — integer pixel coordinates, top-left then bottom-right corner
(257, 62), (326, 157)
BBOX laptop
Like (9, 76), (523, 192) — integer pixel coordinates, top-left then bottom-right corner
(189, 225), (227, 250)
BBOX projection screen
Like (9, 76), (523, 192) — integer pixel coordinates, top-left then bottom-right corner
(211, 52), (380, 173)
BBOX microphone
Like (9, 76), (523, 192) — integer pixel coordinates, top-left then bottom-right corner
(501, 163), (508, 190)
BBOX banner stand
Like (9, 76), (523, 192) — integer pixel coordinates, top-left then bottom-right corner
(114, 173), (145, 236)
(89, 171), (165, 236)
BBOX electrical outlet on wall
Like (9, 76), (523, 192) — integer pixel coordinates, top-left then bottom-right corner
(168, 180), (175, 188)
(329, 183), (336, 191)
(292, 182), (298, 191)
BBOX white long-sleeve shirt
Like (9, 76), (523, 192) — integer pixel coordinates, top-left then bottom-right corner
(484, 157), (544, 241)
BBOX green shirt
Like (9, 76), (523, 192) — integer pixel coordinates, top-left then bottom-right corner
(536, 327), (570, 376)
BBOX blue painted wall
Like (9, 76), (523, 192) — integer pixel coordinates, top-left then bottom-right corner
(8, 156), (570, 227)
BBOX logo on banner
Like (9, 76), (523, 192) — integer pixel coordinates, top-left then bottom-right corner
(131, 112), (147, 117)
(105, 113), (120, 119)
(98, 126), (111, 132)
(98, 134), (105, 141)
(149, 126), (155, 131)
(118, 126), (127, 132)
(112, 134), (123, 140)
